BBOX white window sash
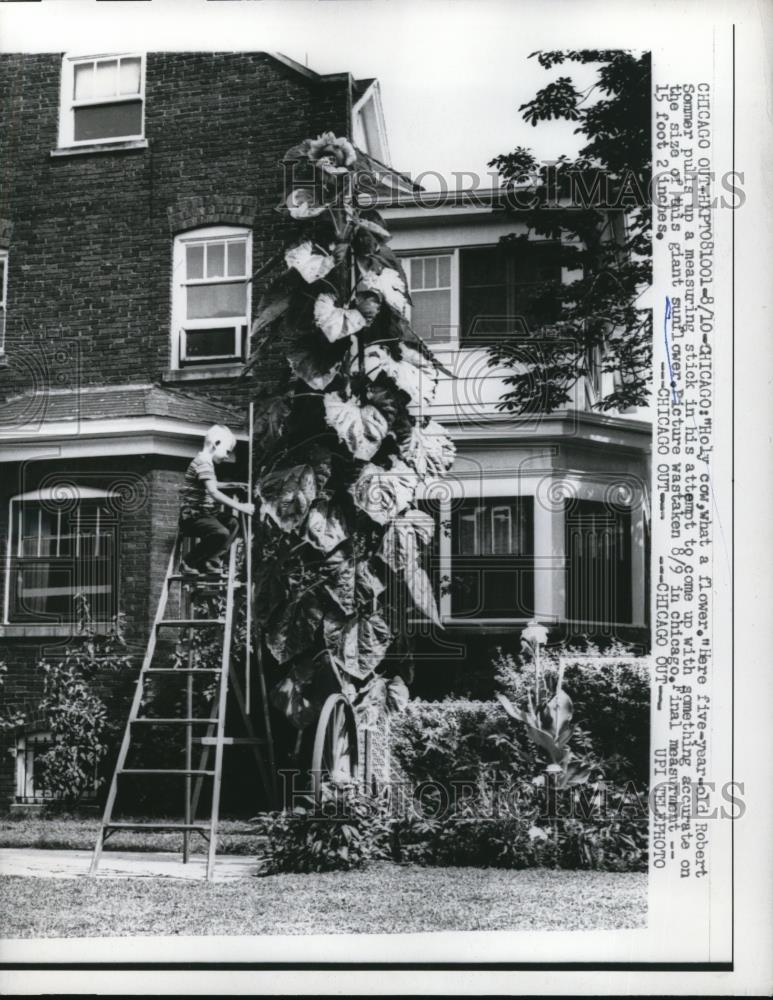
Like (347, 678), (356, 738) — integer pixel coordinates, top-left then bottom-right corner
(401, 250), (458, 347)
(172, 227), (252, 369)
(59, 52), (145, 148)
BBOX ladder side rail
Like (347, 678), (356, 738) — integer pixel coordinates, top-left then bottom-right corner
(89, 535), (180, 876)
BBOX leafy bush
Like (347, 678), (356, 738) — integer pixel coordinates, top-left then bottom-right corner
(255, 783), (380, 874)
(34, 596), (134, 806)
(390, 699), (540, 790)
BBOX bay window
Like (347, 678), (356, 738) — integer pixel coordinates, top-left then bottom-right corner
(565, 498), (632, 626)
(451, 497), (534, 618)
(460, 242), (562, 346)
(5, 489), (118, 624)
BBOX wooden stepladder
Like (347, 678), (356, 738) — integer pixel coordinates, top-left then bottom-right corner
(89, 517), (276, 881)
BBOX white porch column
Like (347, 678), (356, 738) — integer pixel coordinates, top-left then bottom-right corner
(532, 490), (565, 624)
(630, 503), (647, 627)
(438, 495), (452, 620)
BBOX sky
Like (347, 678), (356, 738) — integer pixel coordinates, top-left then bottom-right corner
(0, 0), (654, 190)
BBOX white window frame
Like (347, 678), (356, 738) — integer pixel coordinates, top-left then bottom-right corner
(0, 249), (7, 353)
(15, 732), (55, 804)
(401, 249), (459, 347)
(15, 730), (98, 803)
(58, 52), (146, 148)
(3, 487), (118, 625)
(171, 225), (252, 370)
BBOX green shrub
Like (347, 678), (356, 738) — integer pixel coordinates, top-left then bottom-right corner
(390, 699), (540, 790)
(34, 597), (135, 806)
(255, 784), (381, 874)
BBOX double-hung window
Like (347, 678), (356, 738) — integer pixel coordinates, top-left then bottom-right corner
(404, 254), (453, 343)
(451, 497), (534, 618)
(0, 249), (7, 352)
(5, 489), (118, 624)
(59, 53), (145, 147)
(172, 226), (252, 367)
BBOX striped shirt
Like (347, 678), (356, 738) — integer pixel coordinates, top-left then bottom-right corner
(180, 452), (218, 520)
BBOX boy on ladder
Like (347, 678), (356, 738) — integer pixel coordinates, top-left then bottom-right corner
(179, 424), (254, 576)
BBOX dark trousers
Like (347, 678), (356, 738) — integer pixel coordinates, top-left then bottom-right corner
(180, 511), (239, 568)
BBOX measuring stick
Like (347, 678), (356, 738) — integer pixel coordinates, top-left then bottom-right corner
(245, 402), (254, 713)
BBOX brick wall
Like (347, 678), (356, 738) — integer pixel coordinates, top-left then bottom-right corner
(0, 52), (355, 411)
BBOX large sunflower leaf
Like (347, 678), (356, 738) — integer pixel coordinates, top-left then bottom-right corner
(323, 612), (392, 680)
(380, 508), (435, 572)
(304, 500), (348, 553)
(257, 464), (317, 533)
(323, 547), (356, 615)
(404, 565), (441, 625)
(265, 591), (324, 665)
(401, 420), (456, 479)
(386, 675), (410, 713)
(351, 460), (418, 526)
(269, 675), (315, 729)
(253, 273), (295, 334)
(287, 333), (347, 390)
(324, 392), (389, 461)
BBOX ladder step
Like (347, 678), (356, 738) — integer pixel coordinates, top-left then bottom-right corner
(145, 667), (222, 674)
(119, 768), (216, 776)
(157, 618), (225, 628)
(196, 736), (266, 747)
(131, 718), (219, 725)
(104, 822), (211, 831)
(168, 573), (228, 583)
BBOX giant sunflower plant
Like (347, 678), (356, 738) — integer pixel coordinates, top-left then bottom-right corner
(245, 132), (455, 734)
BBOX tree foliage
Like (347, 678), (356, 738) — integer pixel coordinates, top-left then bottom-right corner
(487, 50), (651, 413)
(247, 133), (455, 734)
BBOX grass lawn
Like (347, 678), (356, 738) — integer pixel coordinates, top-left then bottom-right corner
(0, 863), (647, 937)
(0, 813), (261, 855)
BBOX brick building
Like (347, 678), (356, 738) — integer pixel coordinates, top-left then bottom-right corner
(0, 50), (409, 807)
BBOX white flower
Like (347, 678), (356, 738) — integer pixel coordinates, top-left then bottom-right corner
(286, 188), (326, 219)
(314, 293), (367, 343)
(285, 241), (335, 283)
(357, 265), (408, 317)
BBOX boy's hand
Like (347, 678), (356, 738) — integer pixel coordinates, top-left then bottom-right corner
(239, 501), (255, 516)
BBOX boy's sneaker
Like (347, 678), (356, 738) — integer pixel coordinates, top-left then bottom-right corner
(203, 559), (226, 576)
(180, 559), (201, 577)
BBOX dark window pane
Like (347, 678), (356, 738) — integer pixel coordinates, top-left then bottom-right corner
(451, 497), (534, 617)
(183, 327), (238, 360)
(565, 498), (632, 626)
(74, 100), (142, 141)
(460, 243), (562, 346)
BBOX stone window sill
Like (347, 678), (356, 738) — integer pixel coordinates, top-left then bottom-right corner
(162, 364), (245, 384)
(51, 139), (149, 159)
